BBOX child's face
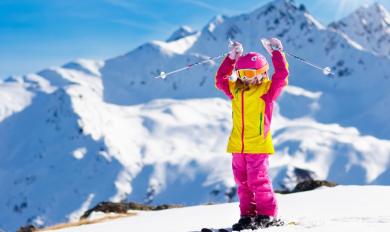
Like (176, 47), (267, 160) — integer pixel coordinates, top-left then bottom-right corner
(244, 77), (261, 85)
(242, 72), (267, 85)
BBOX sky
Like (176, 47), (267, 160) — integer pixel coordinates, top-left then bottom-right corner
(1, 0), (389, 79)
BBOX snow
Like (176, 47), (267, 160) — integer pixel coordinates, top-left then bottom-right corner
(329, 3), (390, 58)
(283, 85), (321, 99)
(47, 186), (390, 232)
(97, 0), (390, 138)
(303, 13), (326, 30)
(72, 147), (87, 160)
(67, 194), (95, 222)
(154, 33), (200, 55)
(0, 81), (34, 122)
(166, 25), (197, 42)
(2, 94), (390, 231)
(1, 0), (390, 231)
(62, 59), (104, 77)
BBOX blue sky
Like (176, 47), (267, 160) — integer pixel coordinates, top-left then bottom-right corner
(1, 0), (389, 79)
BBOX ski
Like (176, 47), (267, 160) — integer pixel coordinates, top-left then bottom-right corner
(201, 228), (230, 232)
(201, 220), (298, 231)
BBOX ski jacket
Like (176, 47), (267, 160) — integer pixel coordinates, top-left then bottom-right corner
(215, 50), (289, 154)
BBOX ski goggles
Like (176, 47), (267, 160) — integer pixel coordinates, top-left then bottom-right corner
(236, 65), (269, 80)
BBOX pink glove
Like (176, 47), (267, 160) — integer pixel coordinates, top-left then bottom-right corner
(270, 38), (283, 51)
(228, 41), (243, 60)
(262, 38), (283, 55)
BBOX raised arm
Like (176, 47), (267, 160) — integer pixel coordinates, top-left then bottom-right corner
(215, 56), (235, 99)
(263, 48), (289, 102)
(215, 41), (243, 100)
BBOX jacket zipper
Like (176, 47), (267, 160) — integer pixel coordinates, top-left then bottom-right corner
(241, 90), (245, 153)
(259, 112), (263, 135)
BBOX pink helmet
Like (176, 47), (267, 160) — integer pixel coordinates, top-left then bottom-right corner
(235, 52), (269, 72)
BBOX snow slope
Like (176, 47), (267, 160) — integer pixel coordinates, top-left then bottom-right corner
(0, 81), (34, 122)
(1, 0), (390, 231)
(47, 186), (390, 232)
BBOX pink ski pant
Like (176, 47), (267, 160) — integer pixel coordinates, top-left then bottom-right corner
(232, 153), (277, 217)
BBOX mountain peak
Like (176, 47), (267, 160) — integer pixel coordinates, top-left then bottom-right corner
(265, 0), (296, 7)
(329, 2), (390, 57)
(364, 2), (389, 16)
(204, 14), (226, 33)
(332, 2), (390, 28)
(355, 2), (390, 23)
(166, 25), (197, 42)
(249, 0), (297, 14)
(245, 0), (325, 30)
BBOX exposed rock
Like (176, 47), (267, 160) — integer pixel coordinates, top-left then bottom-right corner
(277, 180), (337, 194)
(17, 225), (37, 232)
(81, 201), (183, 219)
(294, 180), (337, 192)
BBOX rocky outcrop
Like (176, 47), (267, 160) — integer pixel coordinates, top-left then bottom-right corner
(81, 201), (183, 219)
(277, 180), (337, 194)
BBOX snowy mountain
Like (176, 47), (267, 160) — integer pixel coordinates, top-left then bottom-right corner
(329, 3), (390, 58)
(1, 0), (390, 231)
(166, 26), (198, 42)
(46, 186), (390, 232)
(101, 0), (390, 139)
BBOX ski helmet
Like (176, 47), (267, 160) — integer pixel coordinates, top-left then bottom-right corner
(235, 52), (269, 73)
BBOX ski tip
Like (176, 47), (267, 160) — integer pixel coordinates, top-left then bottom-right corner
(200, 227), (231, 232)
(201, 228), (213, 232)
(218, 229), (230, 232)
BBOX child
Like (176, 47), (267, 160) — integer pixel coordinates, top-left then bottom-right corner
(215, 38), (289, 231)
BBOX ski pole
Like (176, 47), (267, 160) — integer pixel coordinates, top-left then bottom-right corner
(153, 53), (228, 79)
(283, 51), (334, 76)
(260, 38), (334, 76)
